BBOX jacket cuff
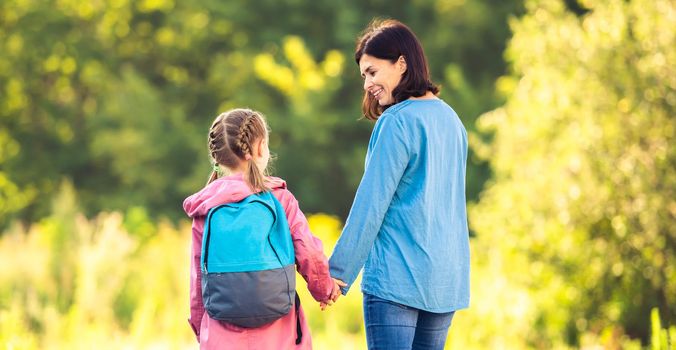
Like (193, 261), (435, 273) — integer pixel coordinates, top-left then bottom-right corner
(188, 318), (200, 342)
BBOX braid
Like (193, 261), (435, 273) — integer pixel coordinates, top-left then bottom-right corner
(208, 116), (227, 162)
(237, 114), (256, 158)
(205, 115), (227, 185)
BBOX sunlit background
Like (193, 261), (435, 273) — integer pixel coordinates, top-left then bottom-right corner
(1, 0), (674, 349)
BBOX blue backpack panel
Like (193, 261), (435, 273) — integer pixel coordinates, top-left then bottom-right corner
(201, 191), (296, 328)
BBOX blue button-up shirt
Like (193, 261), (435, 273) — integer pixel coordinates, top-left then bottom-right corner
(329, 98), (470, 313)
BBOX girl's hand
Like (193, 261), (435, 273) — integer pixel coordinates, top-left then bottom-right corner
(320, 278), (347, 311)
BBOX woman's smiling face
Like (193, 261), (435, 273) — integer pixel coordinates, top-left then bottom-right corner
(359, 54), (406, 106)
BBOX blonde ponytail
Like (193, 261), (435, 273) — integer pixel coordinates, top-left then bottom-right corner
(246, 158), (270, 192)
(206, 170), (219, 186)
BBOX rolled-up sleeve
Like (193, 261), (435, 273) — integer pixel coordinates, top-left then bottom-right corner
(274, 189), (334, 302)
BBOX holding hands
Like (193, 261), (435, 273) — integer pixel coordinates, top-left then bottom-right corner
(320, 278), (347, 311)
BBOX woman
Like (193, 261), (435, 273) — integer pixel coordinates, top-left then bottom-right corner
(328, 19), (470, 350)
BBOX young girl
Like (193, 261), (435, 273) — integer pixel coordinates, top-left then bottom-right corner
(183, 108), (341, 349)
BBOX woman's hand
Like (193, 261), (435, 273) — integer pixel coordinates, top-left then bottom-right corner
(330, 278), (347, 301)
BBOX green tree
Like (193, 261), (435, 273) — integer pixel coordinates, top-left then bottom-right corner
(471, 0), (675, 346)
(0, 0), (522, 226)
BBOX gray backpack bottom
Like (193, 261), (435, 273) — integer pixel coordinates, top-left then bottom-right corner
(202, 264), (296, 328)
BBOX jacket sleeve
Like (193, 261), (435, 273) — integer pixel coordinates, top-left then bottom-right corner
(329, 113), (411, 294)
(188, 217), (206, 342)
(274, 189), (334, 302)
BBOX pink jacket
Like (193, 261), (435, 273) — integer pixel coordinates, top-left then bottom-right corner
(183, 174), (334, 349)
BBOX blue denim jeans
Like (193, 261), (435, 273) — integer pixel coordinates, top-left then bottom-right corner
(363, 293), (455, 350)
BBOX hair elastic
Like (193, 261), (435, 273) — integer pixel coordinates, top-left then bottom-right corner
(213, 163), (224, 177)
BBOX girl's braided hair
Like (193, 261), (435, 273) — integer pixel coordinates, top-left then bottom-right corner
(206, 108), (270, 192)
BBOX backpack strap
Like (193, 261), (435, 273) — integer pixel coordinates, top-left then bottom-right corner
(295, 293), (302, 344)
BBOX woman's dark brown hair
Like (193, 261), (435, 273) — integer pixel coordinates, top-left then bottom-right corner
(355, 19), (439, 120)
(206, 108), (270, 192)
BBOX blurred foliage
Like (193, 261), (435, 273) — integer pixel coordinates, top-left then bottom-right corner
(470, 0), (675, 347)
(2, 180), (673, 349)
(0, 0), (521, 227)
(0, 184), (366, 349)
(0, 182), (191, 349)
(2, 0), (674, 349)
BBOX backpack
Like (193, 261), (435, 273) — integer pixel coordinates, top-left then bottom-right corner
(201, 191), (297, 329)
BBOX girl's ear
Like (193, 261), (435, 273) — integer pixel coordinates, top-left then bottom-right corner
(254, 138), (266, 157)
(397, 56), (407, 75)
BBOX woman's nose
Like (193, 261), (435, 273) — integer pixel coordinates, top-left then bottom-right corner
(363, 77), (372, 91)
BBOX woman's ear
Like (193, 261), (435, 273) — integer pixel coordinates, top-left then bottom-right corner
(397, 56), (407, 74)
